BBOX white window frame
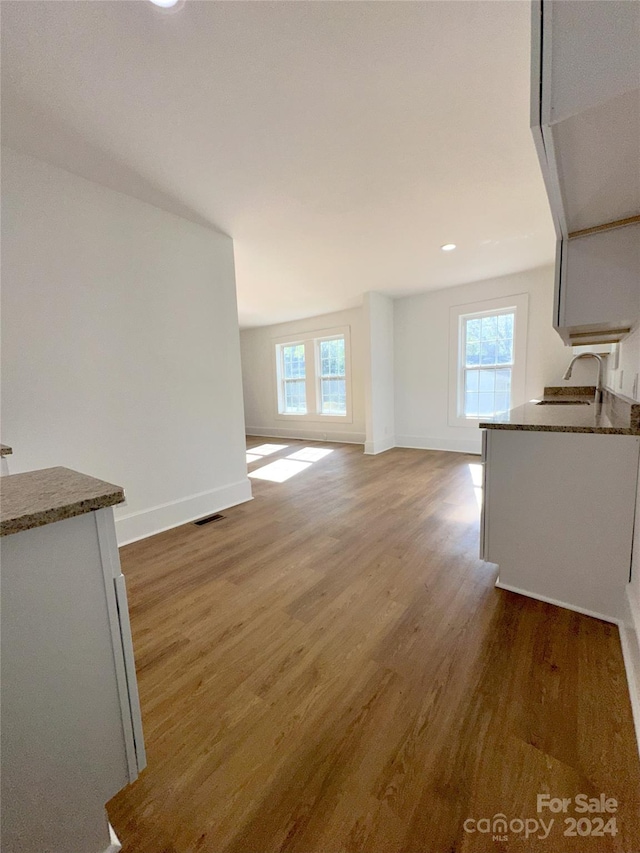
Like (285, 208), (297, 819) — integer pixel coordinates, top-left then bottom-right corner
(276, 339), (308, 416)
(273, 325), (352, 423)
(448, 293), (528, 428)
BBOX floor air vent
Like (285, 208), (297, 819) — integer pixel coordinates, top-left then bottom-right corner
(194, 513), (225, 526)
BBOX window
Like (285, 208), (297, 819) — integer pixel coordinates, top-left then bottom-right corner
(448, 294), (528, 427)
(318, 337), (346, 415)
(274, 326), (351, 422)
(462, 311), (514, 418)
(280, 343), (307, 413)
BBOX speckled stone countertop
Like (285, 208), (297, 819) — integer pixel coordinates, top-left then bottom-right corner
(1, 444), (13, 457)
(479, 387), (640, 436)
(0, 467), (125, 536)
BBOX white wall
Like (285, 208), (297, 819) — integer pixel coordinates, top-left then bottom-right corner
(1, 148), (251, 544)
(240, 308), (366, 443)
(393, 266), (576, 454)
(363, 292), (395, 454)
(608, 326), (640, 402)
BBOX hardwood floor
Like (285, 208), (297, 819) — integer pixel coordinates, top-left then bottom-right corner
(108, 439), (640, 852)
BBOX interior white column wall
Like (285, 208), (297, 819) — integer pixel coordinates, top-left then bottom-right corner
(363, 292), (395, 455)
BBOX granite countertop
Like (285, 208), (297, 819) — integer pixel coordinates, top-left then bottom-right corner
(479, 387), (640, 436)
(1, 444), (13, 457)
(0, 467), (125, 536)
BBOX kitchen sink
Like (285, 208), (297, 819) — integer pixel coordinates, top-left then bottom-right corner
(535, 399), (591, 405)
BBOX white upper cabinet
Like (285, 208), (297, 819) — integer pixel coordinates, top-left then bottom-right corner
(541, 0), (639, 126)
(551, 90), (639, 234)
(532, 1), (640, 344)
(559, 224), (640, 343)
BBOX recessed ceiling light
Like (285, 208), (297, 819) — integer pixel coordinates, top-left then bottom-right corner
(441, 243), (457, 252)
(148, 0), (180, 7)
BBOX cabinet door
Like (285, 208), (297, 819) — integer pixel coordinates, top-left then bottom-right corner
(534, 0), (640, 203)
(563, 225), (640, 332)
(485, 430), (639, 620)
(95, 508), (146, 779)
(479, 429), (489, 561)
(541, 0), (640, 125)
(114, 573), (147, 774)
(1, 514), (131, 853)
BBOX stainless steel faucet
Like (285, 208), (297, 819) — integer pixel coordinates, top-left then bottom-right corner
(562, 352), (604, 402)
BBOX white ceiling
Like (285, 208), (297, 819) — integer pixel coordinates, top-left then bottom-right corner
(1, 0), (556, 328)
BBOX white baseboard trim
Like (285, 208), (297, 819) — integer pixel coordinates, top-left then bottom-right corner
(624, 583), (640, 649)
(363, 436), (396, 455)
(395, 434), (482, 455)
(103, 823), (122, 853)
(115, 478), (253, 546)
(246, 426), (365, 445)
(495, 578), (619, 625)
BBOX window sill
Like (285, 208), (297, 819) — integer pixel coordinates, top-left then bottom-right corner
(448, 415), (487, 429)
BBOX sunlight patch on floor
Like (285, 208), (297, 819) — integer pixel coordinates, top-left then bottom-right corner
(287, 447), (334, 463)
(249, 443), (289, 456)
(246, 453), (261, 464)
(248, 459), (312, 483)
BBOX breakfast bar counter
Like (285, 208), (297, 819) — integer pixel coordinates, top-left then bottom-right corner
(480, 387), (640, 435)
(0, 466), (125, 536)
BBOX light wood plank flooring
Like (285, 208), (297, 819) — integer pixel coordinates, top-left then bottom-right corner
(108, 439), (640, 852)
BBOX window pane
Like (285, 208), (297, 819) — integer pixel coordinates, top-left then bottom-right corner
(465, 370), (479, 392)
(478, 391), (496, 417)
(282, 344), (305, 380)
(283, 379), (306, 413)
(494, 392), (510, 415)
(478, 370), (495, 392)
(495, 367), (512, 392)
(321, 378), (346, 415)
(497, 313), (514, 339)
(464, 392), (479, 417)
(465, 340), (480, 367)
(466, 318), (481, 343)
(319, 338), (345, 378)
(496, 337), (513, 364)
(481, 315), (498, 340)
(466, 369), (512, 417)
(480, 340), (497, 365)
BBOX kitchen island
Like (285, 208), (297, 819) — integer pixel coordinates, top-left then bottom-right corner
(479, 387), (640, 622)
(1, 467), (145, 853)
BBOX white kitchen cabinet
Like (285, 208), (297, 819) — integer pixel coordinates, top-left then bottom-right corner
(481, 429), (640, 622)
(1, 480), (145, 853)
(555, 224), (640, 345)
(532, 0), (640, 234)
(537, 0), (639, 128)
(531, 0), (640, 344)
